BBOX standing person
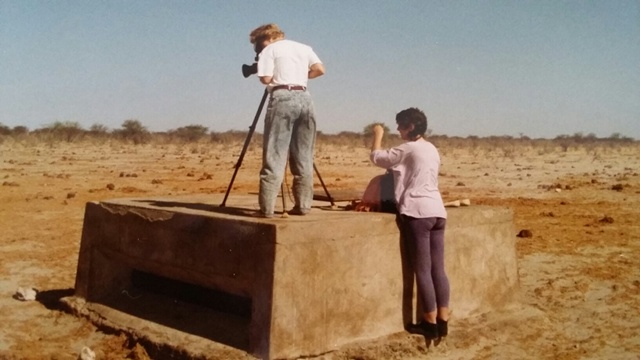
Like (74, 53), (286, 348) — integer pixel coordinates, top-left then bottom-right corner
(369, 108), (450, 339)
(249, 23), (325, 218)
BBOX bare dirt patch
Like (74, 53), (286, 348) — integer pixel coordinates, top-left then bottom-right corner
(1, 138), (639, 359)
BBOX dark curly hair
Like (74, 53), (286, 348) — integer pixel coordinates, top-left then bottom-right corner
(395, 107), (427, 139)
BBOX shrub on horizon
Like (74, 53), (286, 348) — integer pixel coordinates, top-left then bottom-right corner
(38, 121), (85, 142)
(210, 130), (256, 144)
(12, 126), (29, 135)
(0, 123), (11, 136)
(169, 125), (209, 142)
(113, 119), (150, 145)
(89, 124), (110, 136)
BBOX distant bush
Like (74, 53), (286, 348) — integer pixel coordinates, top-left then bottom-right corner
(12, 126), (29, 135)
(0, 123), (11, 136)
(113, 119), (150, 145)
(321, 131), (363, 147)
(608, 132), (634, 142)
(41, 121), (85, 142)
(89, 123), (110, 137)
(210, 130), (254, 144)
(169, 125), (209, 142)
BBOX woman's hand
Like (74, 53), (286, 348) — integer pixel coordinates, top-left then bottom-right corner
(371, 124), (384, 151)
(372, 124), (384, 137)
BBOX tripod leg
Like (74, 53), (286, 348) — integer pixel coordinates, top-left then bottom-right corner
(220, 89), (269, 207)
(314, 163), (335, 207)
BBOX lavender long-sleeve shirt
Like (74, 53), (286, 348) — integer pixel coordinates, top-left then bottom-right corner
(371, 139), (447, 219)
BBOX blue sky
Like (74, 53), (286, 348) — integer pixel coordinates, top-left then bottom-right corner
(1, 0), (638, 138)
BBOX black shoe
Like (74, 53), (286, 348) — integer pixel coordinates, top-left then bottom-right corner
(407, 321), (438, 339)
(437, 318), (448, 337)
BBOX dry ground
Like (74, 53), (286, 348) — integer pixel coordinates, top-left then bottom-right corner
(1, 137), (639, 359)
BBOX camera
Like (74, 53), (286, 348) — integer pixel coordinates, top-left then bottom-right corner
(242, 62), (258, 78)
(241, 42), (265, 78)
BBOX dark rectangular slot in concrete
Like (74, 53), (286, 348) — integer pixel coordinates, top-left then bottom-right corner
(131, 270), (251, 319)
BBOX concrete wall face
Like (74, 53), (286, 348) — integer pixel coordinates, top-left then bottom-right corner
(269, 217), (404, 357)
(446, 207), (520, 318)
(71, 196), (518, 360)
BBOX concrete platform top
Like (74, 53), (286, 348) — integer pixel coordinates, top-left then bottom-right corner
(93, 193), (513, 226)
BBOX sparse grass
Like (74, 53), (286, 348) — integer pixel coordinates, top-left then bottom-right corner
(1, 131), (639, 162)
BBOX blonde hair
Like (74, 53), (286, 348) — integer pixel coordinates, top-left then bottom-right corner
(249, 23), (285, 44)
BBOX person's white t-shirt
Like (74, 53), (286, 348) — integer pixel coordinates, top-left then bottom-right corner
(257, 39), (322, 89)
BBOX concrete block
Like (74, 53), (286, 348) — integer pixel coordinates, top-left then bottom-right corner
(65, 194), (518, 359)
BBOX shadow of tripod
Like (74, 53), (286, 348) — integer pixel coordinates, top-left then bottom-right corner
(220, 89), (334, 208)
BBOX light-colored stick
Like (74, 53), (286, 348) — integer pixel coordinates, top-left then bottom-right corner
(444, 200), (461, 207)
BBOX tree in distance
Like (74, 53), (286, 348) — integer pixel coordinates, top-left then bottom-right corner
(169, 125), (209, 142)
(113, 119), (150, 145)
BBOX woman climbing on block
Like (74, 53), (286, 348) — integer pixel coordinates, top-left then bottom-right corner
(368, 107), (450, 340)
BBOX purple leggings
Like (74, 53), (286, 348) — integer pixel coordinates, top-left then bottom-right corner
(402, 215), (450, 313)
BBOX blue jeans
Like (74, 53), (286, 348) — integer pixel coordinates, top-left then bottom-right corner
(259, 90), (316, 215)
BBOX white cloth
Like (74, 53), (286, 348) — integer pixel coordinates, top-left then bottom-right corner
(257, 39), (321, 89)
(371, 139), (447, 219)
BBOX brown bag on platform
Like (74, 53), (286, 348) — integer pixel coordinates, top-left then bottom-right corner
(354, 171), (397, 213)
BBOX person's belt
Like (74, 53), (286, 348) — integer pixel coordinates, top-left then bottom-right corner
(272, 85), (306, 92)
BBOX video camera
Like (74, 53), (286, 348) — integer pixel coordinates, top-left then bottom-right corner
(242, 61), (258, 78)
(241, 42), (265, 78)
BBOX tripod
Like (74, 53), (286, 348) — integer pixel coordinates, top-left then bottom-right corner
(220, 88), (335, 208)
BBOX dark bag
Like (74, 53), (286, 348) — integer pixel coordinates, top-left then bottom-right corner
(379, 170), (397, 213)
